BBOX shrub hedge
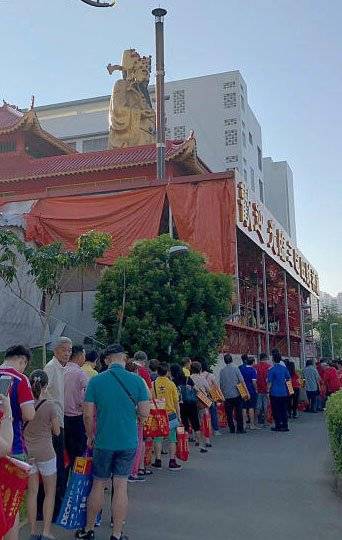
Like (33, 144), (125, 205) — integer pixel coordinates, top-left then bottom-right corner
(326, 390), (342, 473)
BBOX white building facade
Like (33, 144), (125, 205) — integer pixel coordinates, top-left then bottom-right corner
(35, 71), (296, 241)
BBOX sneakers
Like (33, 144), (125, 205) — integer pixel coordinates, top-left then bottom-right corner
(206, 443), (212, 448)
(200, 447), (208, 453)
(110, 536), (129, 540)
(151, 459), (162, 469)
(214, 431), (222, 436)
(168, 459), (182, 471)
(75, 529), (95, 539)
(128, 474), (146, 483)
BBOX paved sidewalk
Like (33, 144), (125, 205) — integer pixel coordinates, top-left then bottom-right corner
(20, 413), (342, 540)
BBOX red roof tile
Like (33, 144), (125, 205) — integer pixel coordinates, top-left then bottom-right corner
(0, 104), (24, 130)
(0, 139), (209, 183)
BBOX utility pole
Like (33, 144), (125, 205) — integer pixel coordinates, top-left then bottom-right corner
(152, 8), (167, 181)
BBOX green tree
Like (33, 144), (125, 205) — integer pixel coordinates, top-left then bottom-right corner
(94, 234), (233, 364)
(314, 306), (342, 359)
(0, 229), (111, 364)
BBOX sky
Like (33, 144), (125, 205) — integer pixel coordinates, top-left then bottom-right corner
(0, 0), (341, 295)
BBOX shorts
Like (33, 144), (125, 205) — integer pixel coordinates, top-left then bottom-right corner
(242, 395), (257, 409)
(256, 394), (269, 412)
(93, 448), (136, 480)
(154, 428), (177, 445)
(29, 456), (57, 476)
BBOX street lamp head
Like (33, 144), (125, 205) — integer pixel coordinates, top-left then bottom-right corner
(167, 245), (189, 257)
(152, 8), (167, 18)
(80, 0), (116, 7)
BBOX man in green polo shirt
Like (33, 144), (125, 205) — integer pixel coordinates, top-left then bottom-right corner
(76, 344), (150, 540)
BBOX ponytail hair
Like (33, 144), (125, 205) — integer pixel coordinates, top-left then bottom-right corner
(29, 369), (48, 400)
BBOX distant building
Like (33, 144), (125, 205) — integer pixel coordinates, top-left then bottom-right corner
(35, 71), (297, 242)
(263, 158), (297, 244)
(320, 291), (342, 313)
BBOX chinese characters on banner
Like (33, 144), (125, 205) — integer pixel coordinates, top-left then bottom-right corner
(237, 181), (319, 296)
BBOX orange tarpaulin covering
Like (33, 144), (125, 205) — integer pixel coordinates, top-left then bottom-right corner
(25, 179), (236, 274)
(167, 180), (236, 275)
(26, 187), (166, 265)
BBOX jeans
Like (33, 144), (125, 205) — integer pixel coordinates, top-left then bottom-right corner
(224, 396), (244, 433)
(210, 403), (219, 432)
(270, 396), (289, 430)
(307, 390), (318, 412)
(256, 393), (269, 423)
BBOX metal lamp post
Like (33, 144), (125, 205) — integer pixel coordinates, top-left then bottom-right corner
(166, 245), (189, 355)
(330, 322), (338, 360)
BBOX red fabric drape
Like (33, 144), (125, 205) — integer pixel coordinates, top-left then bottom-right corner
(26, 187), (166, 264)
(167, 180), (236, 274)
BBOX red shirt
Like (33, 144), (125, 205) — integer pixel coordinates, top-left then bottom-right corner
(291, 373), (301, 389)
(323, 367), (341, 394)
(137, 366), (152, 390)
(254, 362), (271, 393)
(0, 366), (34, 455)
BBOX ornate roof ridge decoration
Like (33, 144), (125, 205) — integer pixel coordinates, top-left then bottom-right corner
(0, 103), (76, 155)
(0, 137), (209, 184)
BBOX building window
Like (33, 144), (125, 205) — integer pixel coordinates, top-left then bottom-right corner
(225, 155), (238, 164)
(173, 90), (185, 114)
(225, 128), (238, 146)
(224, 92), (237, 109)
(224, 118), (237, 127)
(250, 167), (255, 191)
(174, 125), (186, 140)
(226, 167), (237, 172)
(0, 140), (16, 153)
(165, 127), (171, 139)
(259, 179), (264, 202)
(257, 146), (262, 171)
(242, 120), (245, 130)
(241, 94), (245, 112)
(244, 169), (247, 182)
(82, 137), (108, 152)
(240, 84), (244, 93)
(243, 157), (247, 166)
(223, 81), (236, 90)
(249, 132), (253, 145)
(242, 131), (246, 148)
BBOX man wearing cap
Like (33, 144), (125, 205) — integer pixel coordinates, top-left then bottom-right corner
(76, 344), (150, 540)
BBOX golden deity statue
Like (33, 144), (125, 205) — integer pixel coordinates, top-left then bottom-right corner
(107, 49), (156, 148)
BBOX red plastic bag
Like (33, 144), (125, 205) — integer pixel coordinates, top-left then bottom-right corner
(201, 409), (213, 438)
(0, 457), (30, 535)
(176, 427), (189, 462)
(217, 402), (228, 428)
(143, 401), (170, 439)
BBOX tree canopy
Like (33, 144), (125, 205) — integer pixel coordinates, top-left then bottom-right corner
(314, 306), (342, 359)
(94, 234), (233, 364)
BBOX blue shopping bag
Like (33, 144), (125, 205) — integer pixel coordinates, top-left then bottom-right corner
(56, 456), (93, 530)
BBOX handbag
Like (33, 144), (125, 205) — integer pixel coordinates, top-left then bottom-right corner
(176, 427), (189, 462)
(168, 412), (180, 431)
(0, 457), (30, 536)
(56, 456), (93, 530)
(217, 401), (228, 428)
(236, 382), (250, 401)
(208, 384), (225, 403)
(286, 380), (295, 396)
(201, 409), (213, 438)
(179, 378), (197, 403)
(143, 400), (170, 439)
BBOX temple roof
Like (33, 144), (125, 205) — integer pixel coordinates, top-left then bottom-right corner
(0, 103), (75, 155)
(0, 136), (209, 183)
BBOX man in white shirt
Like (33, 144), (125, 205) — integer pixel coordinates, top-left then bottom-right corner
(44, 336), (72, 518)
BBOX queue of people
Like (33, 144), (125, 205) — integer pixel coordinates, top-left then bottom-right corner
(0, 340), (341, 540)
